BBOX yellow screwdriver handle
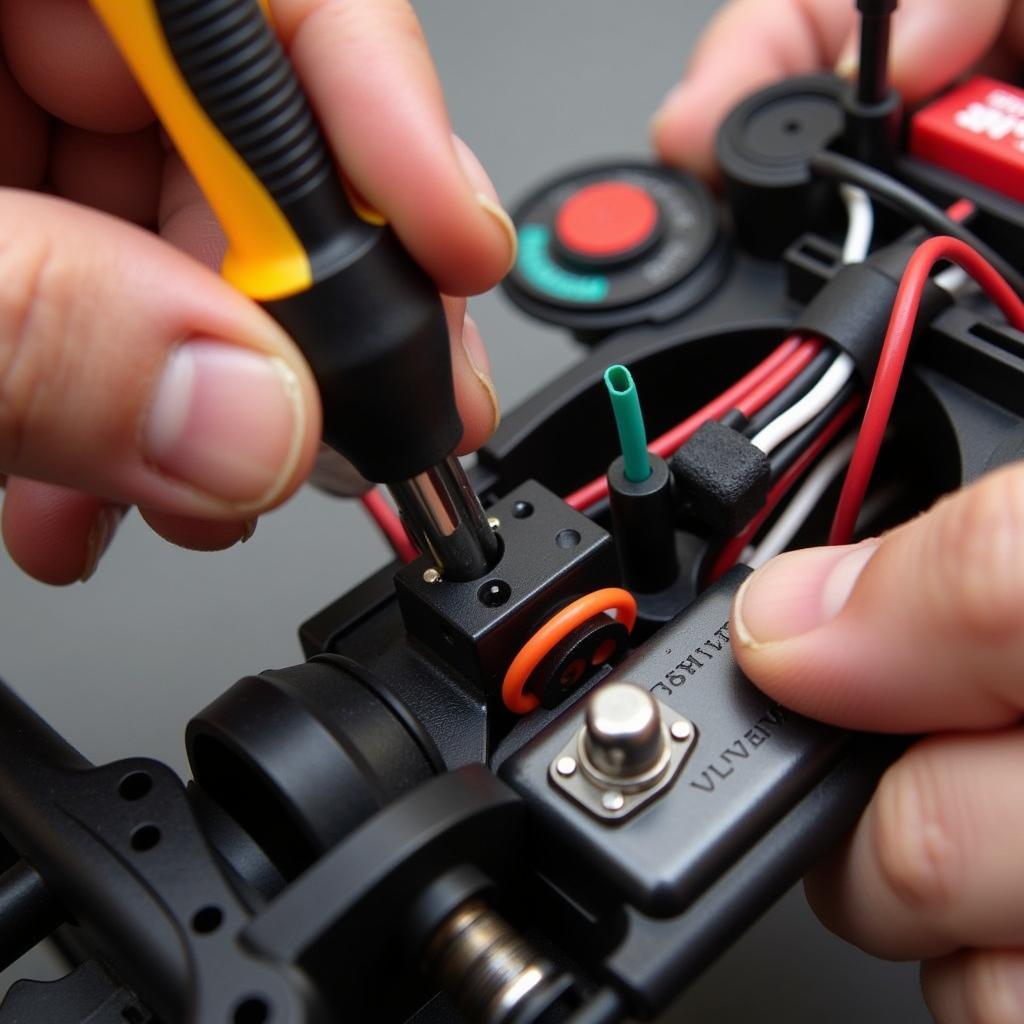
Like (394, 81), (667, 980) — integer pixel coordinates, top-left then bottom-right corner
(89, 0), (462, 483)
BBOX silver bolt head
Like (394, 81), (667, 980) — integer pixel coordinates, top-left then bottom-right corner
(422, 567), (442, 584)
(555, 756), (577, 777)
(584, 682), (665, 778)
(601, 790), (625, 811)
(488, 516), (501, 530)
(670, 719), (693, 741)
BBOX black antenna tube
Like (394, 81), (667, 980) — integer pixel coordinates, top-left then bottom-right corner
(842, 0), (900, 166)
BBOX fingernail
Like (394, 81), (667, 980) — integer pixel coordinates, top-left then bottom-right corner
(461, 314), (500, 433)
(80, 505), (126, 582)
(476, 193), (518, 276)
(144, 342), (304, 510)
(733, 540), (881, 646)
(240, 518), (258, 543)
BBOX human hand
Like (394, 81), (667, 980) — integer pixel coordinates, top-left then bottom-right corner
(652, 0), (1024, 180)
(0, 0), (514, 584)
(731, 463), (1024, 1023)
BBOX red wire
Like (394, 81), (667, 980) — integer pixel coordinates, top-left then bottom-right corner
(946, 198), (976, 224)
(360, 489), (419, 563)
(707, 397), (862, 583)
(829, 236), (1024, 546)
(564, 335), (816, 511)
(735, 340), (822, 416)
(649, 337), (811, 455)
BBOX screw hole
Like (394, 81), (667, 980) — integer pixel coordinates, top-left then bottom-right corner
(512, 501), (534, 519)
(555, 529), (581, 549)
(233, 998), (269, 1024)
(191, 905), (224, 935)
(478, 579), (511, 607)
(119, 772), (152, 801)
(783, 119), (802, 134)
(560, 658), (587, 686)
(130, 825), (161, 852)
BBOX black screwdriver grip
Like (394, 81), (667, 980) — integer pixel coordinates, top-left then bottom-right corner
(153, 0), (463, 482)
(156, 0), (333, 208)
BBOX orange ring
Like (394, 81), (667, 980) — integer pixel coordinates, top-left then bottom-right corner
(501, 587), (637, 714)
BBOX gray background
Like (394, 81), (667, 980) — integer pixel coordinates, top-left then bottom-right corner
(0, 2), (931, 1020)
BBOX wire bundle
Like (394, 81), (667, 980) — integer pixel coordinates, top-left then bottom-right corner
(359, 156), (1023, 589)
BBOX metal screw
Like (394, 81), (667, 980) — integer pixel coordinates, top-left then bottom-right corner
(555, 756), (577, 777)
(488, 516), (501, 530)
(584, 683), (665, 779)
(601, 790), (625, 812)
(423, 567), (442, 584)
(670, 719), (693, 741)
(425, 900), (556, 1024)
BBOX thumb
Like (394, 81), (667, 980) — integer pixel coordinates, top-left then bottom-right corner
(0, 190), (321, 519)
(731, 464), (1024, 733)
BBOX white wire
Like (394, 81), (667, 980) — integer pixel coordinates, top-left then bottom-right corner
(934, 264), (971, 295)
(750, 352), (856, 455)
(743, 435), (858, 569)
(746, 187), (869, 457)
(839, 184), (874, 265)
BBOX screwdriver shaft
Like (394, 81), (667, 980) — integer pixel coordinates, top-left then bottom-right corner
(388, 457), (500, 581)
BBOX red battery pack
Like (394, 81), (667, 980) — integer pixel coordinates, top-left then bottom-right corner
(909, 76), (1024, 203)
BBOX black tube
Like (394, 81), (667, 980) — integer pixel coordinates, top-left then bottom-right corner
(856, 0), (897, 106)
(810, 151), (1024, 298)
(0, 862), (63, 972)
(769, 381), (860, 481)
(607, 454), (679, 593)
(745, 348), (835, 437)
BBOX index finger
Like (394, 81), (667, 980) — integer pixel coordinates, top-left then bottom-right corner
(272, 0), (516, 297)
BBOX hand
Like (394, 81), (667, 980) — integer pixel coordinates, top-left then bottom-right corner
(731, 464), (1024, 1023)
(652, 0), (1024, 180)
(659, 3), (1024, 1016)
(0, 0), (515, 584)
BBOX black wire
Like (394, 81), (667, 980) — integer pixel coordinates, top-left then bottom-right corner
(810, 151), (1024, 299)
(744, 347), (836, 438)
(769, 380), (860, 482)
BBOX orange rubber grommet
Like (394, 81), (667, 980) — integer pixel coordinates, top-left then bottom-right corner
(501, 587), (637, 714)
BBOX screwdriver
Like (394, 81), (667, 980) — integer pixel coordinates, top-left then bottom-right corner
(89, 0), (500, 582)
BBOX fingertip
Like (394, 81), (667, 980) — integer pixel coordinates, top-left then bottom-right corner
(651, 83), (720, 182)
(138, 507), (255, 551)
(2, 479), (124, 585)
(140, 340), (322, 517)
(445, 304), (499, 454)
(1, 0), (154, 132)
(280, 0), (514, 296)
(452, 133), (499, 205)
(0, 191), (321, 523)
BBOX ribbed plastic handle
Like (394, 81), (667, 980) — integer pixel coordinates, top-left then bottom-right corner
(155, 0), (348, 218)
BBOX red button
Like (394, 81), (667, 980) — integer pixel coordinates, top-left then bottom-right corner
(555, 181), (659, 259)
